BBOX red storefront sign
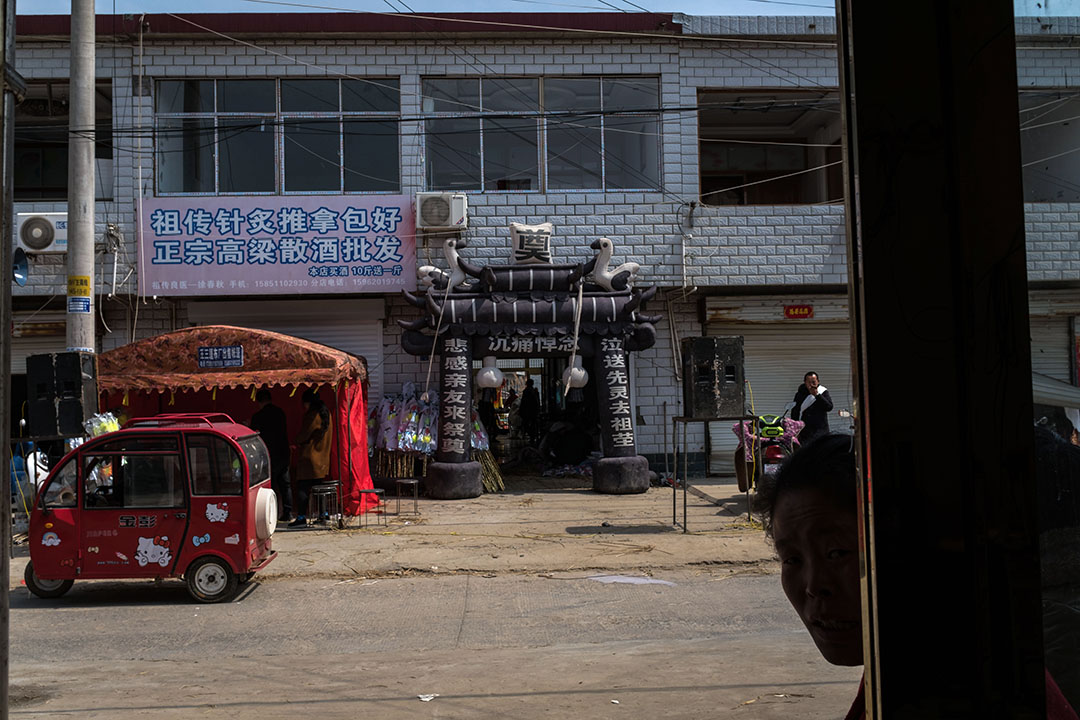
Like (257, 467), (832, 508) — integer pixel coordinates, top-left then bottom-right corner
(784, 304), (814, 320)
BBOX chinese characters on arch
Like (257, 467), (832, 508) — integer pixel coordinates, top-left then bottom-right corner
(140, 196), (417, 296)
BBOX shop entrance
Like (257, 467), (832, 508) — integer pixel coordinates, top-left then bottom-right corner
(473, 357), (601, 469)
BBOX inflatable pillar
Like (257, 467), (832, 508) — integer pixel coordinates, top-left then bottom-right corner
(427, 336), (482, 499)
(593, 337), (650, 493)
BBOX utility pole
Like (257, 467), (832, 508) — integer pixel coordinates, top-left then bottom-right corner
(0, 0), (22, 713)
(67, 0), (96, 353)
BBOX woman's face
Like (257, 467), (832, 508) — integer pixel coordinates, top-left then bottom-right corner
(772, 486), (863, 666)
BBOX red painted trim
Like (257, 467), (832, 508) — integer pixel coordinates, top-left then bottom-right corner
(17, 12), (681, 38)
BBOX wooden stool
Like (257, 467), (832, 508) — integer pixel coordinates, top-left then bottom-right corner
(395, 478), (420, 516)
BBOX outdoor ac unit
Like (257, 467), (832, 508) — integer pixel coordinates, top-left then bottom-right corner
(416, 192), (468, 231)
(15, 213), (68, 254)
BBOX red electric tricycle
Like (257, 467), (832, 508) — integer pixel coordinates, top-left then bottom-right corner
(26, 413), (278, 603)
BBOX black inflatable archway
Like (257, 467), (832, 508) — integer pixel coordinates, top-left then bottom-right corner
(400, 235), (659, 499)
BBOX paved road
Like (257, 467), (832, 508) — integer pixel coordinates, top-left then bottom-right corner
(10, 569), (861, 719)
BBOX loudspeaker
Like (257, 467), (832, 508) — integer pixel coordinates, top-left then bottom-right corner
(681, 336), (745, 419)
(26, 352), (97, 438)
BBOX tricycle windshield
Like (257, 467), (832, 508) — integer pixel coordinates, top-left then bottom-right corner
(41, 458), (77, 508)
(238, 436), (270, 488)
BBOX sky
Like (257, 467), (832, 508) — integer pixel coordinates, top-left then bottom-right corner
(23, 0), (1080, 21)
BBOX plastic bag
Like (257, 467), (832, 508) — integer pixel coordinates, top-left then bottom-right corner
(84, 412), (120, 437)
(416, 391), (439, 455)
(470, 409), (490, 451)
(398, 396), (422, 452)
(377, 396), (399, 451)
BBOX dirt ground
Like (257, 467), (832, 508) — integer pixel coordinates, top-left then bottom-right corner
(260, 474), (776, 581)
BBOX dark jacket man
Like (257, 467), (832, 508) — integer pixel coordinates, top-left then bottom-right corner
(790, 371), (834, 444)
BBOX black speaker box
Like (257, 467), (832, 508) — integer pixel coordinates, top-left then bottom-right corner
(681, 336), (745, 419)
(26, 352), (97, 437)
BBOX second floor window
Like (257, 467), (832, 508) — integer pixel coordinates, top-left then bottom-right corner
(155, 78), (400, 195)
(14, 80), (114, 201)
(422, 76), (660, 192)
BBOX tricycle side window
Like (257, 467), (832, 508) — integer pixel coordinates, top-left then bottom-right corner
(41, 458), (77, 508)
(83, 435), (185, 509)
(238, 436), (270, 488)
(187, 434), (244, 496)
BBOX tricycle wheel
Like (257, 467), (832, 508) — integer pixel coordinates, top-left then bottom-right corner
(24, 561), (73, 599)
(185, 557), (238, 603)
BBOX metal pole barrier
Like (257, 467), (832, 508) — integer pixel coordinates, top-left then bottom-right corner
(682, 419), (688, 533)
(665, 416), (673, 528)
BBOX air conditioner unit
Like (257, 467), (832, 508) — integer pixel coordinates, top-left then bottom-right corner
(15, 213), (68, 254)
(416, 192), (468, 231)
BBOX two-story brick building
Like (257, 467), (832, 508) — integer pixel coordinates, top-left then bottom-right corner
(13, 12), (1080, 470)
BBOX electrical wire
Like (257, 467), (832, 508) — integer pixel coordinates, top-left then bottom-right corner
(226, 0), (840, 47)
(1022, 143), (1080, 167)
(699, 159), (842, 201)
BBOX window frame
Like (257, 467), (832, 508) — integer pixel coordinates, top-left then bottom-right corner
(184, 432), (247, 497)
(696, 87), (842, 207)
(41, 457), (78, 509)
(80, 433), (187, 511)
(14, 78), (115, 202)
(154, 78), (401, 197)
(421, 75), (661, 194)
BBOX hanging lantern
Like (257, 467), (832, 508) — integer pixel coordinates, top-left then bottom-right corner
(476, 355), (504, 389)
(562, 355), (589, 389)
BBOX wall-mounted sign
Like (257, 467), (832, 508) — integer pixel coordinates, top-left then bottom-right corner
(140, 196), (417, 297)
(197, 345), (244, 369)
(784, 304), (814, 320)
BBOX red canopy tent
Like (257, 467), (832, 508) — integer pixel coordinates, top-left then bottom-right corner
(97, 325), (377, 515)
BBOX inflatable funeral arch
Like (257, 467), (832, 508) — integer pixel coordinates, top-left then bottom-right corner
(400, 223), (660, 499)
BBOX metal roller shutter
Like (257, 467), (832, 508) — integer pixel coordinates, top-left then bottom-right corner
(11, 311), (69, 375)
(1029, 314), (1071, 383)
(186, 299), (386, 400)
(705, 321), (855, 472)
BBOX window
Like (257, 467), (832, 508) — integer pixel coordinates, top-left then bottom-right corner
(83, 436), (185, 509)
(422, 76), (660, 192)
(187, 435), (244, 495)
(14, 80), (113, 200)
(42, 458), (78, 508)
(697, 90), (841, 205)
(155, 78), (401, 195)
(1019, 90), (1080, 202)
(238, 436), (270, 488)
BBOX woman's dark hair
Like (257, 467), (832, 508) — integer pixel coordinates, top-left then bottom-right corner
(754, 433), (857, 537)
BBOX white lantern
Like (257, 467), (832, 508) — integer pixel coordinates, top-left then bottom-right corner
(562, 355), (589, 389)
(476, 356), (504, 389)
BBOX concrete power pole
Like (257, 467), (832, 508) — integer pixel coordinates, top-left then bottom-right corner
(1, 0), (21, 713)
(67, 0), (96, 352)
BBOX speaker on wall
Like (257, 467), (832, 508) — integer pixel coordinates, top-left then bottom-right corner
(681, 336), (745, 420)
(26, 352), (98, 438)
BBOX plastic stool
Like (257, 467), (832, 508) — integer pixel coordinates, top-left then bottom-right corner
(310, 481), (342, 528)
(395, 478), (420, 515)
(357, 488), (386, 528)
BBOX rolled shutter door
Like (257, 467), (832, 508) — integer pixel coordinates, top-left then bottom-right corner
(1029, 314), (1071, 383)
(704, 322), (854, 473)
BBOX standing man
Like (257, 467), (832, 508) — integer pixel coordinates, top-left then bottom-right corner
(790, 371), (834, 444)
(289, 387), (333, 528)
(249, 387), (292, 521)
(519, 377), (541, 446)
